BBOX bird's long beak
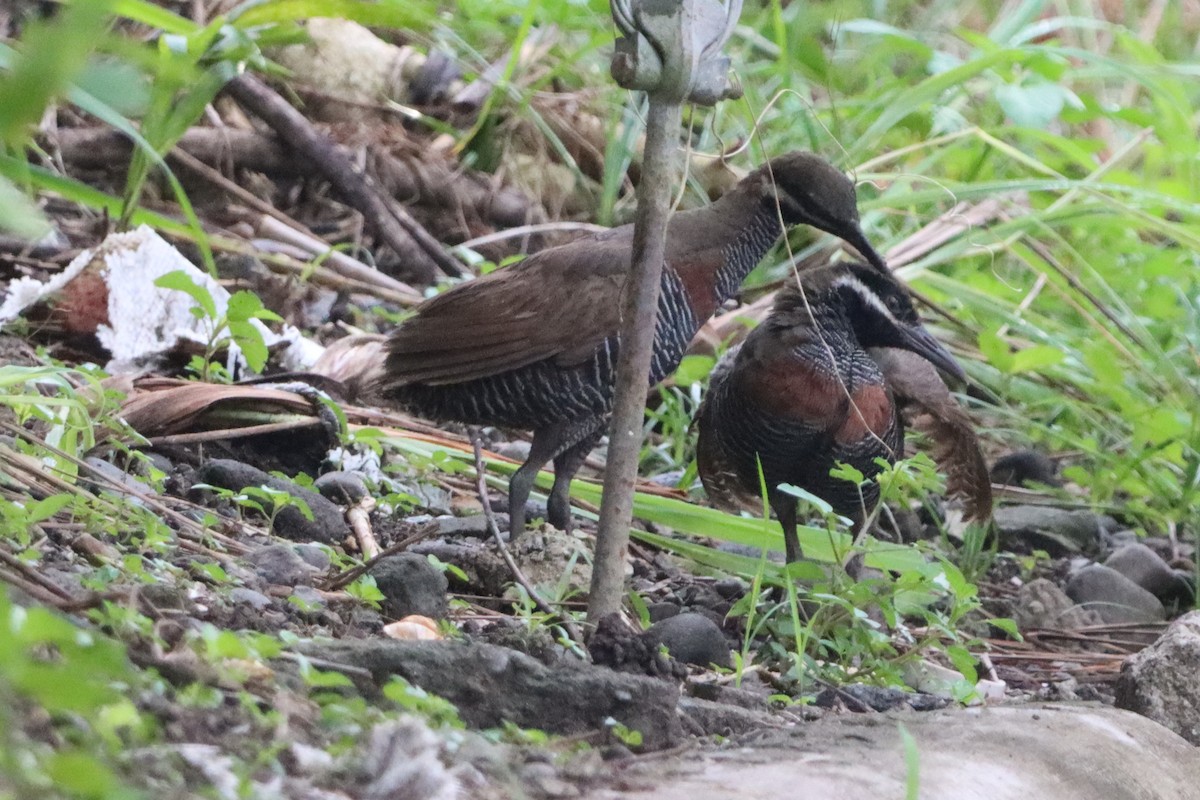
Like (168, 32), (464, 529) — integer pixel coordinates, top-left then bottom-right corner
(845, 227), (890, 275)
(899, 324), (967, 384)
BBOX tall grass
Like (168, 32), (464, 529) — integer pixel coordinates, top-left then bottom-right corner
(709, 2), (1200, 541)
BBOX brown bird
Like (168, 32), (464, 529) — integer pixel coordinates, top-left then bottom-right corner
(380, 152), (887, 538)
(695, 262), (980, 563)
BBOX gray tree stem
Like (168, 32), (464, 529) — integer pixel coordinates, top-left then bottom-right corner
(587, 99), (682, 623)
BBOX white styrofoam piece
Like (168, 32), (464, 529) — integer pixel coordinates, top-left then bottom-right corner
(0, 225), (323, 373)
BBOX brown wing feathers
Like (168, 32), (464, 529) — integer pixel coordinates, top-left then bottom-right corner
(871, 347), (993, 522)
(384, 245), (628, 385)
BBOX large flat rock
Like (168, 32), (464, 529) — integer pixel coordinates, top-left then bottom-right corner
(592, 704), (1200, 800)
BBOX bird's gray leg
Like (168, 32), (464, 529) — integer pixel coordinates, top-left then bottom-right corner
(506, 425), (573, 540)
(775, 498), (804, 564)
(547, 424), (605, 532)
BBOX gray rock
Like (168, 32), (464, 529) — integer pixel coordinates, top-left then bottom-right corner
(313, 471), (369, 504)
(139, 581), (190, 612)
(813, 684), (951, 712)
(369, 553), (449, 620)
(495, 440), (530, 463)
(510, 529), (592, 594)
(1065, 564), (1165, 624)
(83, 456), (155, 500)
(646, 469), (686, 489)
(295, 544), (331, 572)
(994, 506), (1103, 555)
(991, 450), (1060, 487)
(677, 696), (781, 738)
(193, 459), (349, 544)
(520, 761), (579, 799)
(1171, 570), (1196, 605)
(586, 704), (1200, 799)
(229, 587), (272, 611)
(434, 515), (493, 537)
(1014, 578), (1102, 632)
(1102, 528), (1141, 550)
(300, 639), (683, 750)
(288, 585), (326, 615)
(142, 451), (174, 475)
(647, 603), (682, 623)
(714, 577), (748, 600)
(643, 613), (732, 669)
(245, 544), (319, 587)
(1115, 611), (1200, 745)
(1104, 543), (1180, 601)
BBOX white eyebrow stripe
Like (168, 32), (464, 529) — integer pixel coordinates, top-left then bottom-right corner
(831, 275), (895, 321)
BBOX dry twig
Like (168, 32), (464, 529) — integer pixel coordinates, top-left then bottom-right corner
(348, 495), (380, 559)
(322, 522), (441, 591)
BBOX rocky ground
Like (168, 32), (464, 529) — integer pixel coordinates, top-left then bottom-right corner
(1, 11), (1199, 797)
(3, 303), (1200, 796)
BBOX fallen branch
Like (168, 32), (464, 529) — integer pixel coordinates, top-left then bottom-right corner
(224, 74), (466, 282)
(170, 148), (425, 303)
(322, 522), (441, 591)
(50, 126), (537, 231)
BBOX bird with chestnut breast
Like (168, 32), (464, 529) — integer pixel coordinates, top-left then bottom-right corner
(379, 152), (888, 539)
(696, 262), (989, 564)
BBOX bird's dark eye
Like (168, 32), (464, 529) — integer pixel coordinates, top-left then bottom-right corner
(884, 295), (903, 314)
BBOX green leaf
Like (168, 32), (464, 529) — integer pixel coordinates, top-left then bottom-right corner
(155, 270), (217, 318)
(303, 667), (354, 688)
(673, 355), (715, 387)
(226, 319), (269, 371)
(987, 617), (1022, 639)
(230, 0), (432, 29)
(1132, 408), (1190, 446)
(1009, 344), (1065, 374)
(977, 329), (1014, 373)
(945, 644), (978, 684)
(0, 175), (51, 238)
(0, 0), (116, 146)
(45, 751), (119, 798)
(112, 0), (197, 33)
(995, 81), (1068, 128)
(73, 58), (151, 118)
(26, 494), (74, 525)
(226, 290), (273, 322)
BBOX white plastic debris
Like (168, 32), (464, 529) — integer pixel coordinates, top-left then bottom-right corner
(0, 225), (324, 374)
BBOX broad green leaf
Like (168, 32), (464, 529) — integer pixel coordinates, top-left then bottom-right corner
(673, 355), (715, 387)
(995, 81), (1069, 128)
(1009, 344), (1065, 374)
(45, 751), (119, 798)
(977, 329), (1014, 373)
(154, 270), (217, 318)
(0, 176), (51, 238)
(1132, 408), (1190, 446)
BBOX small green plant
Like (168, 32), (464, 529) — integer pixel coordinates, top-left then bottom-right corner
(0, 584), (151, 798)
(153, 270), (282, 381)
(639, 354), (716, 475)
(344, 575), (386, 610)
(196, 483), (314, 531)
(605, 719), (644, 748)
(382, 676), (464, 729)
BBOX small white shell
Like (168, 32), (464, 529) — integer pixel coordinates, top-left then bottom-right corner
(383, 615), (442, 641)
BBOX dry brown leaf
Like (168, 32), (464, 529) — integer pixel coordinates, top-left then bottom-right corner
(120, 378), (318, 438)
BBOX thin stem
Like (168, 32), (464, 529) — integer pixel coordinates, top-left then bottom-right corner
(588, 99), (683, 622)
